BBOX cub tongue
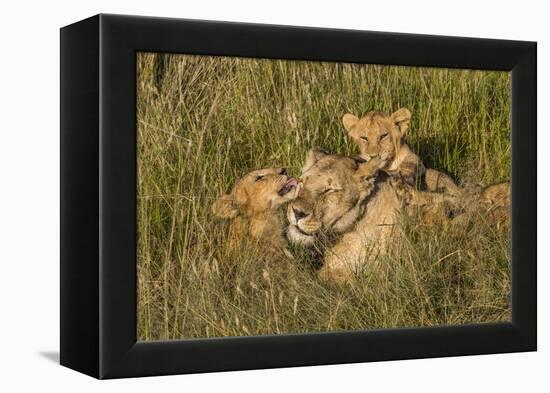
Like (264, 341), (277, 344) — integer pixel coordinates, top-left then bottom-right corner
(286, 178), (298, 188)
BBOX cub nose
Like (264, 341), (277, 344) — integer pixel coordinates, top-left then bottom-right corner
(292, 207), (308, 221)
(279, 167), (288, 175)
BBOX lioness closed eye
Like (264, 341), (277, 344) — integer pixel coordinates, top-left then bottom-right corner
(342, 109), (460, 195)
(212, 167), (300, 252)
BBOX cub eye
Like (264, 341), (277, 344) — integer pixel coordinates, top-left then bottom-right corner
(360, 136), (369, 142)
(380, 132), (389, 140)
(255, 175), (265, 182)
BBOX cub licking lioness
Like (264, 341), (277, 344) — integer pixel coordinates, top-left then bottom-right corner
(212, 167), (299, 253)
(211, 110), (509, 283)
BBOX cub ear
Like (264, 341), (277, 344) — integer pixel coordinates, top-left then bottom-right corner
(302, 148), (329, 173)
(212, 194), (240, 219)
(391, 108), (412, 135)
(342, 113), (360, 133)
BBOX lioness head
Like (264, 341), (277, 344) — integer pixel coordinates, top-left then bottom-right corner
(286, 149), (384, 246)
(212, 167), (299, 219)
(342, 108), (411, 162)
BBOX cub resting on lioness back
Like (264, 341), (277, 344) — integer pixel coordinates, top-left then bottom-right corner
(212, 167), (300, 252)
(287, 149), (465, 283)
(342, 108), (460, 195)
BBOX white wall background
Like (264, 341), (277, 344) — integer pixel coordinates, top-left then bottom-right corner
(0, 0), (546, 390)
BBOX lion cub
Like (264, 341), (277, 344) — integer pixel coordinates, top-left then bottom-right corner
(342, 109), (459, 195)
(212, 167), (300, 252)
(453, 181), (510, 227)
(391, 175), (510, 227)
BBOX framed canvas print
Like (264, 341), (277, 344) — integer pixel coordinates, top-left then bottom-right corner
(60, 14), (536, 379)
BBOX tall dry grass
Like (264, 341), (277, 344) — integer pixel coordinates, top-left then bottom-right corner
(137, 53), (510, 341)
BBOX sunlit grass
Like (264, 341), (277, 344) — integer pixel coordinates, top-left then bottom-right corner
(137, 53), (510, 341)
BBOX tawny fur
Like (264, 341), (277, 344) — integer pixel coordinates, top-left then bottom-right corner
(320, 179), (402, 282)
(388, 175), (457, 226)
(212, 167), (299, 254)
(287, 150), (412, 282)
(342, 109), (460, 195)
(286, 149), (499, 283)
(451, 181), (511, 228)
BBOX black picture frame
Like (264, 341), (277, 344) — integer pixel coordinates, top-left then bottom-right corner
(60, 14), (536, 379)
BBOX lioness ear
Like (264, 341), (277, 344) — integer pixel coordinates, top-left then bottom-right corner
(391, 108), (412, 135)
(342, 113), (360, 133)
(302, 148), (329, 173)
(212, 195), (240, 219)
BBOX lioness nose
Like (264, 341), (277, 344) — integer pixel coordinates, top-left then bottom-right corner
(279, 167), (288, 175)
(292, 207), (308, 221)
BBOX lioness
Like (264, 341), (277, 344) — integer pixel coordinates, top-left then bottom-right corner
(287, 149), (401, 282)
(213, 167), (299, 252)
(342, 109), (460, 195)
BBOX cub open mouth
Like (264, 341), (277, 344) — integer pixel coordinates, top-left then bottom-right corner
(278, 178), (298, 196)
